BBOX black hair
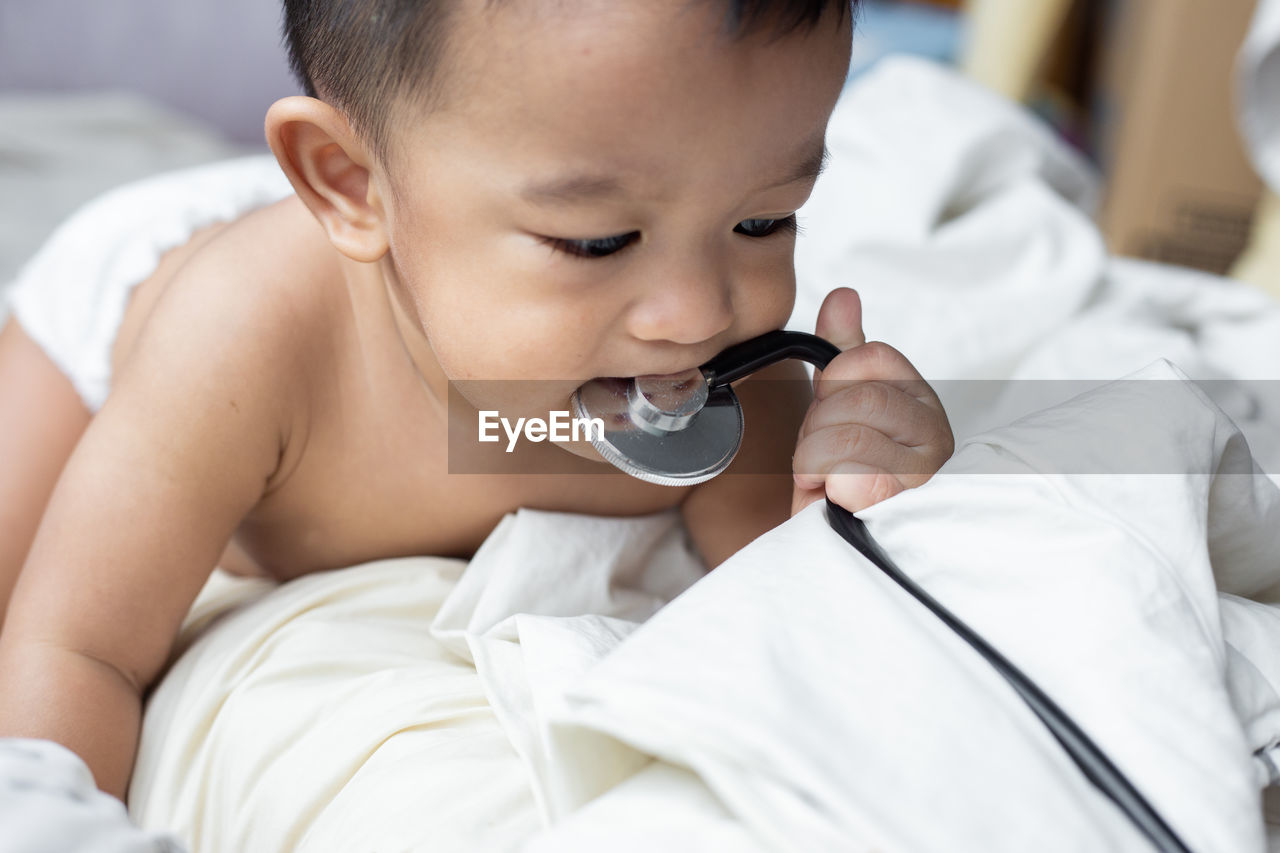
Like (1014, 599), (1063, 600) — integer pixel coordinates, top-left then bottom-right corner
(282, 0), (858, 158)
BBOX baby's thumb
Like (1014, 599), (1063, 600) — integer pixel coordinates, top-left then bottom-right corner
(814, 287), (865, 355)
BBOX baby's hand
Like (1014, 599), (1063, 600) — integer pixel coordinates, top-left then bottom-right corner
(791, 288), (954, 515)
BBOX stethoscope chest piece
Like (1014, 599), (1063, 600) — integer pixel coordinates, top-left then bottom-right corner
(570, 373), (743, 487)
(568, 331), (838, 487)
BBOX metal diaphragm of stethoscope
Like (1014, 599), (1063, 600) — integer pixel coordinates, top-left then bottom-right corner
(570, 329), (1190, 853)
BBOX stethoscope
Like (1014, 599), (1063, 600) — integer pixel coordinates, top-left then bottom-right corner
(571, 329), (1192, 853)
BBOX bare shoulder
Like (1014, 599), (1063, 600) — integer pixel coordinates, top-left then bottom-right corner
(680, 359), (811, 567)
(118, 195), (341, 377)
(113, 196), (344, 484)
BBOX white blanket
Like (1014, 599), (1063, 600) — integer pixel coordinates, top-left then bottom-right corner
(4, 57), (1280, 852)
(524, 362), (1280, 852)
(790, 60), (1280, 476)
(120, 360), (1280, 853)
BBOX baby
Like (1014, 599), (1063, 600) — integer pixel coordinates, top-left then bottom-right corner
(0, 0), (953, 803)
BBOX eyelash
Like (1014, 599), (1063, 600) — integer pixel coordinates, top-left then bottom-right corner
(541, 215), (801, 260)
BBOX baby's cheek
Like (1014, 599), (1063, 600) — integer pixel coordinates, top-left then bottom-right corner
(739, 259), (797, 324)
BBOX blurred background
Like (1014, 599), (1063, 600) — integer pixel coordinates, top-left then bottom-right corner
(859, 0), (1276, 290)
(0, 0), (1277, 295)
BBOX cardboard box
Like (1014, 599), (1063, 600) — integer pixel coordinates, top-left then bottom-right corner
(1093, 0), (1263, 274)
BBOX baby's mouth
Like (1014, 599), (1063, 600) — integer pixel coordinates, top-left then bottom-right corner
(592, 365), (705, 387)
(573, 367), (711, 435)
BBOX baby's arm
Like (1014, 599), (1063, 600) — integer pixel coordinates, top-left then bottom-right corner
(0, 251), (299, 800)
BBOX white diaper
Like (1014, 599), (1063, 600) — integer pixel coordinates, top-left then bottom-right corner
(4, 155), (293, 412)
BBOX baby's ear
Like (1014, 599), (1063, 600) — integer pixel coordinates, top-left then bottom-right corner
(265, 96), (388, 263)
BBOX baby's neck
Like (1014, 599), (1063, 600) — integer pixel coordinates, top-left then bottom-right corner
(349, 253), (451, 420)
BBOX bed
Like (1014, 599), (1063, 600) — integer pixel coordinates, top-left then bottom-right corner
(3, 56), (1280, 852)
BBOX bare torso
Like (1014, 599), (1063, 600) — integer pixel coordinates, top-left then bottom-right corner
(111, 196), (689, 581)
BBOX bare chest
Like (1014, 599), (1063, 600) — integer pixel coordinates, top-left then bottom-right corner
(235, 368), (684, 580)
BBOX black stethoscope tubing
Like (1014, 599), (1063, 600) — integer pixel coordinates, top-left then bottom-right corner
(826, 504), (1191, 853)
(703, 331), (1191, 853)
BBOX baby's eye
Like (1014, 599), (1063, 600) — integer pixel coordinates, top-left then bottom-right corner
(734, 215), (800, 238)
(543, 231), (640, 259)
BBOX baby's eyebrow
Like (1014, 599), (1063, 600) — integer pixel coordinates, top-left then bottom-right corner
(777, 138), (830, 188)
(519, 137), (829, 207)
(521, 173), (626, 206)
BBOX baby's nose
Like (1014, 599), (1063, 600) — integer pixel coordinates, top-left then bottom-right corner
(626, 267), (734, 346)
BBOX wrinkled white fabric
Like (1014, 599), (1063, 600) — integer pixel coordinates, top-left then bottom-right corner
(127, 561), (541, 852)
(116, 360), (1280, 853)
(0, 740), (182, 853)
(526, 361), (1280, 852)
(791, 58), (1105, 383)
(429, 509), (706, 824)
(792, 58), (1280, 482)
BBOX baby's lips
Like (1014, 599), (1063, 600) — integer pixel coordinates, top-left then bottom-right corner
(572, 376), (632, 424)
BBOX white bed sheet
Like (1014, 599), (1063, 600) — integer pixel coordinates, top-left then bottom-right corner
(120, 359), (1280, 853)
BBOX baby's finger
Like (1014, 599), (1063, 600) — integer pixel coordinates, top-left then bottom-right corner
(814, 287), (865, 352)
(813, 341), (939, 406)
(790, 460), (907, 516)
(792, 422), (925, 488)
(791, 480), (826, 515)
(811, 288), (865, 385)
(824, 461), (906, 513)
(797, 380), (951, 449)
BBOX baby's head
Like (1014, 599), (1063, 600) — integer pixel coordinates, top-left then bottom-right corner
(267, 0), (854, 425)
